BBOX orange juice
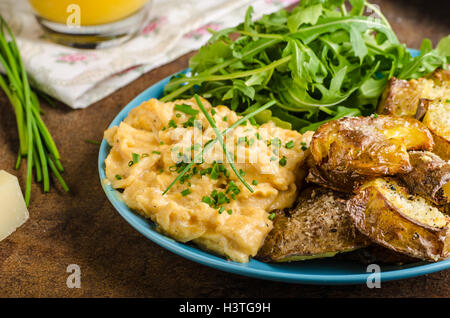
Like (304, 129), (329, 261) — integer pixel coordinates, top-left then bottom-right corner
(29, 0), (149, 26)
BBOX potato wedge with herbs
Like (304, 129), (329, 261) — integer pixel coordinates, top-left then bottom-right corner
(422, 99), (450, 161)
(377, 69), (450, 117)
(347, 178), (450, 261)
(257, 187), (370, 262)
(308, 115), (434, 192)
(399, 151), (450, 206)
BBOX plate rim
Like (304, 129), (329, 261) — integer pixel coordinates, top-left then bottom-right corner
(98, 49), (450, 285)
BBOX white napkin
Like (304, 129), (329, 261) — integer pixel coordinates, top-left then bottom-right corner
(1, 0), (298, 109)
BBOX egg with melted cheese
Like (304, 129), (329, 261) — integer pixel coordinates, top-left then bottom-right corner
(104, 97), (312, 262)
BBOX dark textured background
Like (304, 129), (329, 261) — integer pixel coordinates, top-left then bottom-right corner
(0, 0), (449, 297)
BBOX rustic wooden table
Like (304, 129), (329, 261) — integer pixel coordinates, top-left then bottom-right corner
(0, 0), (449, 298)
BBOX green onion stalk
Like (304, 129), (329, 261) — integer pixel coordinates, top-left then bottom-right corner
(0, 16), (69, 206)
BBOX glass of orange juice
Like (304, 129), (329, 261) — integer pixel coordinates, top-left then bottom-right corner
(29, 0), (152, 49)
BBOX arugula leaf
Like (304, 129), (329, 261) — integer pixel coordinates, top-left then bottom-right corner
(163, 0), (449, 133)
(397, 38), (446, 79)
(189, 41), (232, 73)
(287, 4), (323, 32)
(436, 35), (450, 63)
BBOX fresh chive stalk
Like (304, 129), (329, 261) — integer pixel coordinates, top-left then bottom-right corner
(162, 97), (276, 195)
(0, 16), (69, 205)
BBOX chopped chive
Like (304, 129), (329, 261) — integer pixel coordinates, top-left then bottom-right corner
(300, 142), (308, 151)
(279, 156), (287, 167)
(168, 120), (177, 128)
(160, 141), (164, 145)
(211, 108), (217, 115)
(210, 162), (220, 180)
(162, 99), (276, 195)
(252, 180), (258, 186)
(227, 209), (233, 215)
(152, 151), (161, 155)
(181, 188), (191, 196)
(142, 153), (150, 158)
(174, 103), (200, 115)
(271, 137), (281, 148)
(128, 160), (134, 167)
(132, 152), (140, 163)
(194, 94), (254, 193)
(202, 196), (212, 205)
(285, 140), (294, 149)
(237, 136), (246, 145)
(223, 116), (228, 121)
(373, 113), (379, 118)
(183, 116), (196, 128)
(268, 212), (276, 220)
(218, 206), (225, 214)
(115, 174), (123, 180)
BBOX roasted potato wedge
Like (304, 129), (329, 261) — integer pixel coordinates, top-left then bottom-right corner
(257, 187), (370, 262)
(378, 69), (450, 117)
(308, 115), (433, 192)
(347, 178), (450, 261)
(378, 77), (425, 117)
(399, 151), (450, 206)
(306, 164), (370, 193)
(422, 99), (450, 161)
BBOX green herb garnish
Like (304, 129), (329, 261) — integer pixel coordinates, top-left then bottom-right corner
(268, 213), (276, 220)
(285, 140), (294, 149)
(279, 156), (287, 167)
(175, 103), (199, 116)
(300, 142), (308, 151)
(161, 1), (450, 133)
(132, 153), (140, 164)
(162, 99), (276, 195)
(181, 188), (191, 196)
(152, 151), (161, 155)
(193, 94), (253, 192)
(168, 120), (177, 128)
(0, 17), (69, 205)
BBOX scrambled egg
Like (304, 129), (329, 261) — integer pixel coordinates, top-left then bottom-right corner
(104, 97), (312, 262)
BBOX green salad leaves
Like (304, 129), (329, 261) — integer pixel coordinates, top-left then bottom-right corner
(162, 0), (449, 132)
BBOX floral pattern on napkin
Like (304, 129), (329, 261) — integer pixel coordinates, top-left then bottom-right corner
(1, 0), (298, 109)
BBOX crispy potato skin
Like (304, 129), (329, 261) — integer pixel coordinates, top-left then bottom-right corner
(400, 151), (450, 206)
(378, 77), (423, 117)
(257, 187), (370, 262)
(306, 165), (370, 193)
(347, 180), (450, 261)
(378, 69), (450, 117)
(308, 115), (433, 192)
(432, 134), (450, 161)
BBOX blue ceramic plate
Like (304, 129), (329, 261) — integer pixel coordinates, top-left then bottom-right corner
(98, 49), (450, 284)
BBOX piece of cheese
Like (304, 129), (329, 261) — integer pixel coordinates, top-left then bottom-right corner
(0, 170), (29, 241)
